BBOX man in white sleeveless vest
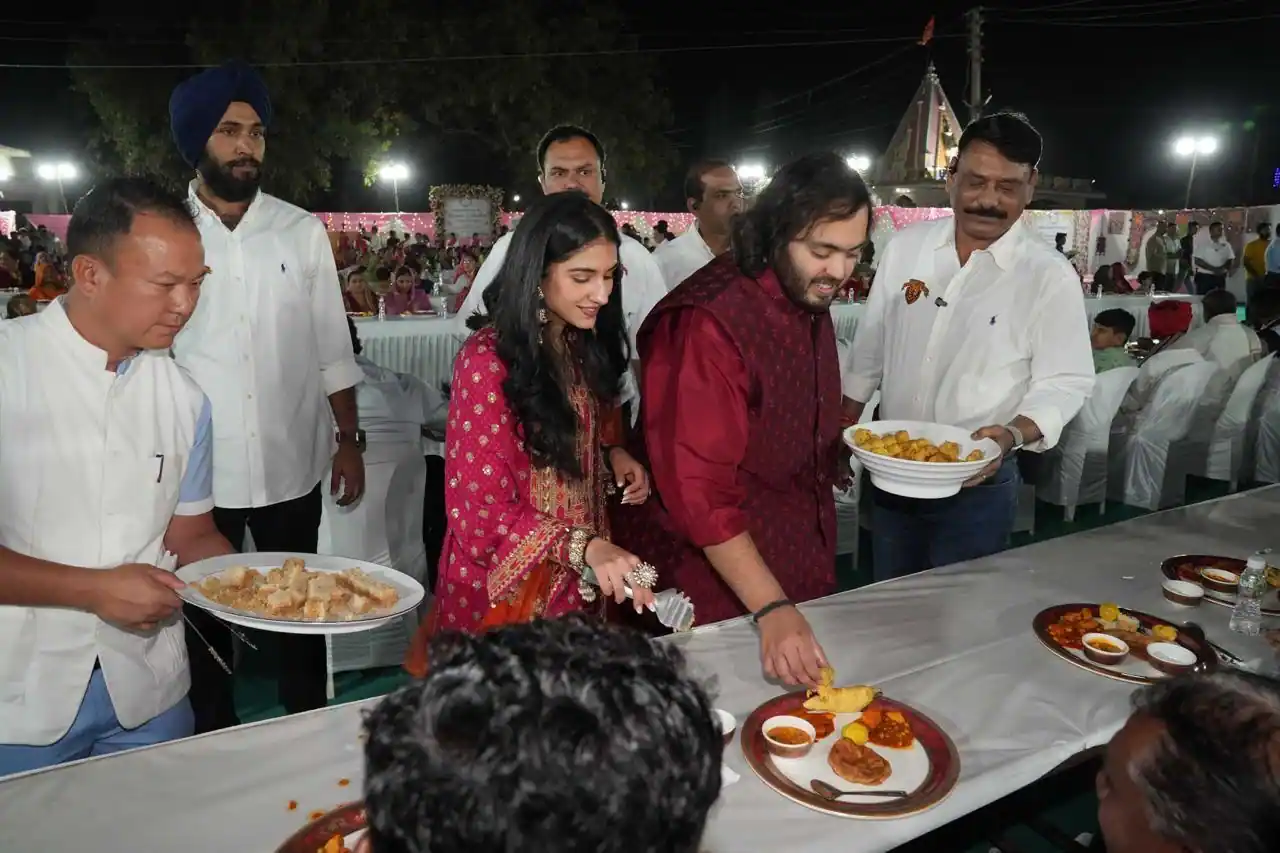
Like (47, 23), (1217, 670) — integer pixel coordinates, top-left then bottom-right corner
(0, 177), (235, 776)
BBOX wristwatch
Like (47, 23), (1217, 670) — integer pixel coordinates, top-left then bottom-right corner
(1003, 423), (1026, 453)
(336, 429), (367, 452)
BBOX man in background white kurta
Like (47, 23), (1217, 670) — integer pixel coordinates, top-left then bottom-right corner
(455, 125), (666, 410)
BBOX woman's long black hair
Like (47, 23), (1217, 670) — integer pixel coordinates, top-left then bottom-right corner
(469, 191), (630, 477)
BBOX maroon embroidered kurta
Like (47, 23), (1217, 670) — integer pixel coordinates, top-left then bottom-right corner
(613, 256), (843, 625)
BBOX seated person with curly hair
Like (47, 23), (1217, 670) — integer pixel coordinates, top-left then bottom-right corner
(360, 615), (724, 853)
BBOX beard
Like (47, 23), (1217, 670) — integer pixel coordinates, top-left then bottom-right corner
(197, 150), (262, 203)
(775, 250), (841, 314)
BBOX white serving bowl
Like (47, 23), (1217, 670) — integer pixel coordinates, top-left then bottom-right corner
(844, 420), (1001, 499)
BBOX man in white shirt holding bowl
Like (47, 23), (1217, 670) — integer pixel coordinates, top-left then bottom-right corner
(846, 112), (1094, 581)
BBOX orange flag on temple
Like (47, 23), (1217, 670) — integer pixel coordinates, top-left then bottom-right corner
(919, 16), (935, 46)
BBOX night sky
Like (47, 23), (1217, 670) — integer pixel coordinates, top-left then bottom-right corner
(1, 0), (1277, 212)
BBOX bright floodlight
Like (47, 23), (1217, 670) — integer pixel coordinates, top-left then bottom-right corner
(736, 163), (767, 181)
(512, 194), (521, 203)
(620, 200), (630, 210)
(37, 162), (76, 181)
(1174, 136), (1217, 157)
(378, 163), (409, 182)
(845, 155), (871, 172)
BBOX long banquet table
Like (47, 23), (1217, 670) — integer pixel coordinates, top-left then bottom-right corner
(3, 489), (1273, 852)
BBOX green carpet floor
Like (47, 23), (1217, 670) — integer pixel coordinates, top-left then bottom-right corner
(233, 476), (1245, 850)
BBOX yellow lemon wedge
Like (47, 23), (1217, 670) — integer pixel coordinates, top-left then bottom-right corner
(1152, 625), (1178, 643)
(1099, 603), (1120, 623)
(840, 721), (869, 745)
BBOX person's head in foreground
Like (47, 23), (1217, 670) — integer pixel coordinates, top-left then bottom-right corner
(1091, 309), (1135, 351)
(65, 177), (206, 361)
(730, 151), (872, 314)
(1097, 672), (1280, 853)
(476, 190), (629, 475)
(1202, 287), (1238, 322)
(947, 111), (1042, 247)
(359, 616), (724, 853)
(536, 124), (607, 205)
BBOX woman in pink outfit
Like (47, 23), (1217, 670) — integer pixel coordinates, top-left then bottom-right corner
(384, 265), (433, 315)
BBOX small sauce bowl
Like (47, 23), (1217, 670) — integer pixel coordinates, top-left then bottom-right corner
(1162, 579), (1205, 608)
(1148, 642), (1197, 676)
(762, 715), (816, 759)
(713, 709), (736, 745)
(1081, 632), (1130, 666)
(1199, 567), (1240, 597)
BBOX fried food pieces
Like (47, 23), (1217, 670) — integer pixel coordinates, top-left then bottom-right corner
(804, 667), (879, 714)
(197, 560), (399, 622)
(852, 428), (984, 463)
(827, 738), (892, 786)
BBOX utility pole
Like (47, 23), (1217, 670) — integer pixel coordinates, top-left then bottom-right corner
(966, 7), (984, 125)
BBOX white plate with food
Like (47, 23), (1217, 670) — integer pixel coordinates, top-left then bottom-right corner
(177, 552), (424, 635)
(844, 421), (1000, 499)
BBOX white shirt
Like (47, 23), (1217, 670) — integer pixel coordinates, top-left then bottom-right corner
(355, 353), (449, 455)
(1167, 313), (1261, 402)
(1192, 235), (1234, 273)
(0, 301), (208, 744)
(455, 229), (667, 355)
(653, 222), (716, 291)
(175, 185), (363, 509)
(847, 217), (1095, 450)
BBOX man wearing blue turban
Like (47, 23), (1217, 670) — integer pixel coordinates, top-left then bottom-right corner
(168, 61), (365, 732)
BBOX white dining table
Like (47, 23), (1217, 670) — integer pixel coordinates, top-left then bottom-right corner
(1, 487), (1273, 853)
(351, 314), (468, 391)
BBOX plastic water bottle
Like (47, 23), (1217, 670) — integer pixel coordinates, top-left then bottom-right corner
(377, 293), (387, 321)
(1229, 555), (1268, 636)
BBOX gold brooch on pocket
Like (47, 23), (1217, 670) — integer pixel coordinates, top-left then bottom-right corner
(902, 279), (930, 305)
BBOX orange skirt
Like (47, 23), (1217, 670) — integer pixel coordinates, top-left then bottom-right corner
(404, 560), (555, 678)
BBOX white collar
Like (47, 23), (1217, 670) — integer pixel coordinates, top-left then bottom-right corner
(1207, 313), (1240, 327)
(940, 217), (1027, 271)
(39, 296), (139, 374)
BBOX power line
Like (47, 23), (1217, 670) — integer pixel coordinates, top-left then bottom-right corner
(998, 10), (1280, 26)
(997, 0), (1248, 19)
(754, 40), (927, 114)
(0, 34), (945, 69)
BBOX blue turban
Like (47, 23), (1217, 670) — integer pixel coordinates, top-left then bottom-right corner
(168, 60), (273, 168)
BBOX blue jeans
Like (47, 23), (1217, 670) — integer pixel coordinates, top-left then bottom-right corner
(0, 667), (193, 778)
(871, 458), (1020, 582)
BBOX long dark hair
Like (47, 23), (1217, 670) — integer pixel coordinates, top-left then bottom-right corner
(730, 152), (872, 278)
(472, 191), (629, 477)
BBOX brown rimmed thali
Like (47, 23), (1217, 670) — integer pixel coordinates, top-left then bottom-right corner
(1032, 602), (1218, 685)
(1160, 554), (1280, 617)
(276, 801), (365, 853)
(741, 691), (960, 820)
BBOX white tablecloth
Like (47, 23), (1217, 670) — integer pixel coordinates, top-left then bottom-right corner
(352, 315), (467, 390)
(1084, 294), (1204, 339)
(830, 301), (861, 340)
(2, 488), (1273, 852)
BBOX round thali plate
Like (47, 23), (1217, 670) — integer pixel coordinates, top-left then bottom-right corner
(741, 691), (959, 820)
(1159, 554), (1280, 617)
(1032, 602), (1219, 685)
(276, 801), (365, 852)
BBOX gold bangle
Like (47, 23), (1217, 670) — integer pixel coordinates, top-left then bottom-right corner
(568, 526), (593, 576)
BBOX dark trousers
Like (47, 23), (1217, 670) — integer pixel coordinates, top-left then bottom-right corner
(1194, 273), (1226, 295)
(423, 455), (446, 594)
(870, 458), (1020, 583)
(184, 483), (325, 734)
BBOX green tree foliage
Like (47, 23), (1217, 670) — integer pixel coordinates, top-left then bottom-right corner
(70, 0), (675, 207)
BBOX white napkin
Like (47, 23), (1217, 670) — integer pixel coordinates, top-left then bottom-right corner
(721, 763), (739, 788)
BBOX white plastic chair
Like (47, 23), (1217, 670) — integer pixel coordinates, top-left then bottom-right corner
(1038, 366), (1139, 520)
(1190, 354), (1273, 491)
(1107, 361), (1219, 511)
(1254, 363), (1280, 484)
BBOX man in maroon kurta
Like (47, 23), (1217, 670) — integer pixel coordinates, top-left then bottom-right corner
(614, 153), (872, 686)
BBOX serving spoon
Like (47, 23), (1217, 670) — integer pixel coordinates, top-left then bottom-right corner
(809, 779), (909, 800)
